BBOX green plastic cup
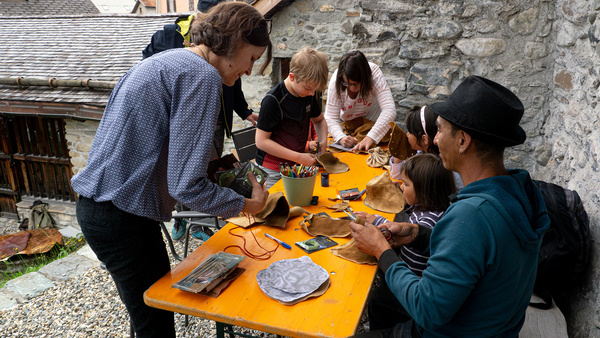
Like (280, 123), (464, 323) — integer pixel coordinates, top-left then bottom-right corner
(280, 174), (317, 206)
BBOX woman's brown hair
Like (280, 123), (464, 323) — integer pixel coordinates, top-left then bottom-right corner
(401, 153), (455, 212)
(335, 50), (373, 100)
(189, 2), (272, 75)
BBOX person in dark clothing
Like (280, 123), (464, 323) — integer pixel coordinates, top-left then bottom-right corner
(350, 76), (550, 337)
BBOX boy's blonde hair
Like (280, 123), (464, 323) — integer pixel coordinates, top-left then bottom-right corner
(289, 47), (329, 91)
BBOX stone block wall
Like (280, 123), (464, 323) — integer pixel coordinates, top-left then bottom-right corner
(65, 119), (99, 175)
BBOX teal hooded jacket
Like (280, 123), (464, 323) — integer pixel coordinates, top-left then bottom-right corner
(379, 169), (550, 337)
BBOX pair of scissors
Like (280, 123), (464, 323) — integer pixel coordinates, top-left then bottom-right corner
(343, 210), (392, 241)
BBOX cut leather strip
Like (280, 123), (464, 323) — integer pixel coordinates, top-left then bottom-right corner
(331, 238), (377, 265)
(300, 214), (351, 237)
(326, 200), (349, 212)
(316, 152), (349, 174)
(364, 172), (406, 213)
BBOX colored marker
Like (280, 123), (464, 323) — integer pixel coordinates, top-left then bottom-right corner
(265, 233), (292, 249)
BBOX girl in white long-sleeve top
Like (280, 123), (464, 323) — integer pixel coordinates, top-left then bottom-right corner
(324, 50), (396, 152)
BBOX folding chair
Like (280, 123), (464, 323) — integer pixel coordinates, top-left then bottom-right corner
(231, 126), (257, 163)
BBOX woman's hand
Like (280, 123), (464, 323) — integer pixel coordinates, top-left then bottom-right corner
(349, 221), (391, 259)
(351, 136), (375, 153)
(242, 172), (269, 214)
(297, 153), (317, 166)
(308, 140), (319, 152)
(318, 141), (327, 155)
(354, 211), (377, 224)
(340, 136), (358, 148)
(245, 113), (259, 127)
(377, 222), (419, 248)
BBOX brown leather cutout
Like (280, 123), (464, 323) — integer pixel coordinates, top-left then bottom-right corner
(364, 172), (406, 213)
(366, 147), (391, 168)
(227, 192), (308, 228)
(331, 238), (377, 265)
(316, 152), (349, 174)
(300, 214), (351, 237)
(388, 121), (416, 160)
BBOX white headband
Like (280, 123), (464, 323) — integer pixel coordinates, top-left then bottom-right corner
(420, 106), (427, 134)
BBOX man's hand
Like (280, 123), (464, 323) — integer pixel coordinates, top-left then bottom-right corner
(354, 211), (377, 224)
(349, 221), (391, 259)
(340, 136), (358, 148)
(296, 153), (317, 166)
(377, 222), (419, 248)
(241, 172), (269, 214)
(351, 136), (375, 153)
(245, 113), (259, 127)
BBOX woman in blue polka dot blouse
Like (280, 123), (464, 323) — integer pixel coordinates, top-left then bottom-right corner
(71, 3), (272, 336)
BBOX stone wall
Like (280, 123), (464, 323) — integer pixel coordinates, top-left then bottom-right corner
(64, 119), (99, 175)
(240, 0), (600, 336)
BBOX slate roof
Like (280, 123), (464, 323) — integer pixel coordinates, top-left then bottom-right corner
(0, 0), (100, 16)
(0, 14), (180, 109)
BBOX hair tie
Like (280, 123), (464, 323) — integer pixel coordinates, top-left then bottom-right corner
(420, 106), (427, 134)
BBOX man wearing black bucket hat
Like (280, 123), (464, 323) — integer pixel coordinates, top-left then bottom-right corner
(350, 76), (550, 337)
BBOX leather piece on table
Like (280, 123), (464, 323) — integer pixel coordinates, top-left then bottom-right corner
(300, 214), (351, 238)
(255, 192), (290, 228)
(342, 117), (392, 144)
(316, 152), (349, 174)
(278, 278), (331, 306)
(366, 147), (391, 168)
(364, 172), (406, 213)
(331, 238), (377, 265)
(388, 121), (416, 161)
(326, 200), (349, 212)
(200, 267), (245, 298)
(227, 192), (306, 228)
(0, 231), (30, 259)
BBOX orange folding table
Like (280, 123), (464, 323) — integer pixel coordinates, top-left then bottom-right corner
(144, 152), (394, 337)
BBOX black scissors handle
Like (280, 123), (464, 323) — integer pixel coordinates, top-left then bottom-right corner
(380, 229), (392, 240)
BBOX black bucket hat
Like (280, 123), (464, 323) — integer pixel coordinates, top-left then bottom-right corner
(430, 76), (526, 147)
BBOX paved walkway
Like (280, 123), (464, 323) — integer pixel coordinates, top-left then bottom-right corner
(0, 226), (99, 310)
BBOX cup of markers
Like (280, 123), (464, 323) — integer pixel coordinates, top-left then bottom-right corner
(279, 164), (318, 206)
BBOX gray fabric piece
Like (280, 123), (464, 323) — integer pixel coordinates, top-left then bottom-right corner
(256, 256), (329, 302)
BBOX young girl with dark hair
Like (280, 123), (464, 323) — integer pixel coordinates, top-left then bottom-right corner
(355, 153), (456, 330)
(390, 105), (464, 190)
(324, 50), (396, 152)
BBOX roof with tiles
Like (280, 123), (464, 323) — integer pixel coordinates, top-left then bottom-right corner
(0, 0), (100, 16)
(0, 14), (180, 108)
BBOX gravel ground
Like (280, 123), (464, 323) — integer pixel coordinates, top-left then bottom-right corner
(0, 218), (283, 337)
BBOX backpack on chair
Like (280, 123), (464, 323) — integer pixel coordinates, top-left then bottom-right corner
(530, 180), (591, 309)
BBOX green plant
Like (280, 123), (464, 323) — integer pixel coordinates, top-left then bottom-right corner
(0, 234), (87, 288)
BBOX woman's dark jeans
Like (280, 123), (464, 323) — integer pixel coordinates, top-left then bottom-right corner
(76, 196), (175, 338)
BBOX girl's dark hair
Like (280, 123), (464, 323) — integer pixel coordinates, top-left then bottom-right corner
(189, 2), (273, 75)
(401, 154), (455, 212)
(335, 50), (373, 100)
(405, 105), (439, 155)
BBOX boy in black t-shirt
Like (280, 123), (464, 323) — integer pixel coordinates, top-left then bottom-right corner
(256, 47), (330, 188)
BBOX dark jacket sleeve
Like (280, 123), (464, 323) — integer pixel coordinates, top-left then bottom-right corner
(142, 24), (185, 59)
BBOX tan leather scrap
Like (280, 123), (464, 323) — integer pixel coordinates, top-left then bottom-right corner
(331, 238), (377, 265)
(366, 147), (391, 168)
(227, 192), (308, 228)
(325, 200), (349, 212)
(388, 121), (416, 160)
(364, 172), (406, 213)
(342, 117), (392, 144)
(316, 152), (349, 174)
(300, 214), (352, 237)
